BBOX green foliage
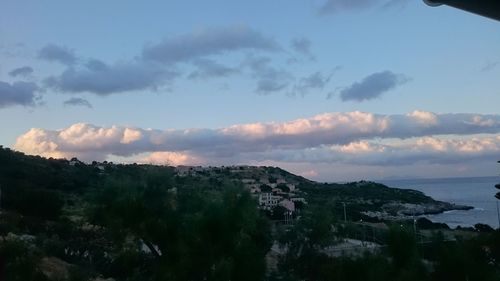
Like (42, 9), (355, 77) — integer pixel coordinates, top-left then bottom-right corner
(88, 174), (272, 281)
(276, 183), (290, 192)
(299, 181), (438, 221)
(416, 217), (449, 230)
(429, 231), (500, 281)
(0, 239), (48, 281)
(474, 223), (495, 233)
(0, 147), (99, 193)
(260, 184), (272, 192)
(3, 186), (63, 220)
(1, 147), (500, 280)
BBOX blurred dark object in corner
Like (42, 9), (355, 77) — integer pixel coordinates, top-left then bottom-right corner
(424, 0), (500, 21)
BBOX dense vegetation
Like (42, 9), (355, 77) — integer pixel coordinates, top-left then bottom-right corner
(0, 146), (499, 281)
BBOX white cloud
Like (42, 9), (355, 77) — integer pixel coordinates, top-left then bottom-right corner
(407, 110), (438, 126)
(140, 151), (203, 166)
(468, 115), (495, 127)
(121, 128), (143, 144)
(13, 111), (500, 166)
(339, 141), (384, 154)
(299, 169), (319, 178)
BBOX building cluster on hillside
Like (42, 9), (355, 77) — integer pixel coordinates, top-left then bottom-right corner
(174, 165), (307, 216)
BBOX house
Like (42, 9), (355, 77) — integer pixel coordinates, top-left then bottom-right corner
(259, 177), (270, 184)
(279, 199), (295, 212)
(291, 197), (307, 204)
(242, 179), (256, 184)
(259, 193), (281, 210)
(276, 178), (287, 184)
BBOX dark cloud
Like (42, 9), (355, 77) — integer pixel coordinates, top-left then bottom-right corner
(38, 44), (77, 65)
(63, 97), (93, 108)
(339, 70), (409, 102)
(38, 26), (284, 95)
(142, 26), (280, 64)
(244, 55), (293, 94)
(291, 71), (333, 96)
(0, 43), (31, 58)
(319, 0), (380, 14)
(44, 59), (178, 95)
(319, 0), (408, 14)
(382, 0), (412, 9)
(481, 60), (499, 72)
(9, 66), (34, 78)
(188, 59), (239, 79)
(290, 38), (314, 60)
(0, 81), (38, 108)
(256, 78), (290, 93)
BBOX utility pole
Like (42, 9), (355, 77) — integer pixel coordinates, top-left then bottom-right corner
(496, 201), (500, 230)
(495, 161), (500, 229)
(412, 210), (417, 235)
(342, 202), (347, 222)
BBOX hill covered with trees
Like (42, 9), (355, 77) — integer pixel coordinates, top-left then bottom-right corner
(0, 146), (499, 281)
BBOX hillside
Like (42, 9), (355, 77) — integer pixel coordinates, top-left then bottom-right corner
(0, 146), (478, 280)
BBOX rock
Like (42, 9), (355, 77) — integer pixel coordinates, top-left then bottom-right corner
(39, 257), (71, 280)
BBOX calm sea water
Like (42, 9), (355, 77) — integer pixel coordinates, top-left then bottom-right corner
(380, 177), (500, 229)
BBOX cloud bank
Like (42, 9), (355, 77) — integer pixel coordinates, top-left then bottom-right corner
(14, 111), (500, 167)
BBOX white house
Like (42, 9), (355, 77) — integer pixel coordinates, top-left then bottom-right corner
(258, 193), (281, 210)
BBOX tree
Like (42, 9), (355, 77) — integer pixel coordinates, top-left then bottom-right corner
(386, 226), (427, 281)
(2, 186), (63, 220)
(260, 184), (272, 193)
(88, 175), (271, 281)
(0, 240), (48, 281)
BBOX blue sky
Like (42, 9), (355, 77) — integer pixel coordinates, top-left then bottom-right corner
(1, 0), (500, 181)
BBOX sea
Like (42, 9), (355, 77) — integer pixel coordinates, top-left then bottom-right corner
(380, 176), (500, 229)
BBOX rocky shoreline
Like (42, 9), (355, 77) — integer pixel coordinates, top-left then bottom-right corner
(362, 201), (474, 220)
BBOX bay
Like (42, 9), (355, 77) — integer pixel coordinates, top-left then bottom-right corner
(380, 176), (500, 229)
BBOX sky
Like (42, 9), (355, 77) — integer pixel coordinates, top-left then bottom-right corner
(1, 0), (500, 181)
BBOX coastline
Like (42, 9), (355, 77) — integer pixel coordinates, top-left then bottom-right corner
(380, 176), (499, 228)
(362, 201), (474, 221)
